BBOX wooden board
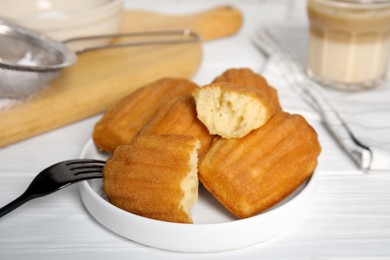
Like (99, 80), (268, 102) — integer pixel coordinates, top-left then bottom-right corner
(0, 6), (242, 147)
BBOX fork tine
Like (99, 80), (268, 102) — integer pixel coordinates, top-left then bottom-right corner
(65, 159), (105, 166)
(64, 159), (105, 177)
(73, 167), (104, 176)
(69, 164), (104, 171)
(74, 171), (103, 178)
(65, 160), (105, 170)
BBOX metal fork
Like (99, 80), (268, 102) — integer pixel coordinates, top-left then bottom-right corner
(0, 159), (105, 218)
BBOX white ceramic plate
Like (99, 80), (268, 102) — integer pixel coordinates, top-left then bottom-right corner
(79, 139), (318, 252)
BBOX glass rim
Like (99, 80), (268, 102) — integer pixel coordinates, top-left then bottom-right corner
(311, 0), (390, 8)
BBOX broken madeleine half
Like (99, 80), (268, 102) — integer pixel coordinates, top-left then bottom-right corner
(103, 134), (200, 224)
(192, 82), (280, 139)
(213, 68), (281, 109)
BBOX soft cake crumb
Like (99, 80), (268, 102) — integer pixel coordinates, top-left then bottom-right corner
(192, 82), (275, 138)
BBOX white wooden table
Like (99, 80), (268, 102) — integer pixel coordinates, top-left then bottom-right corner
(1, 0), (390, 259)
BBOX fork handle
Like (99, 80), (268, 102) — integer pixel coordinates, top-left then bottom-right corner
(0, 193), (31, 218)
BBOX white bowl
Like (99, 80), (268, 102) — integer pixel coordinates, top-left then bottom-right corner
(0, 0), (124, 48)
(79, 139), (318, 252)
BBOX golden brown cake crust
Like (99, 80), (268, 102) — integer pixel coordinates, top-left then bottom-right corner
(139, 94), (214, 158)
(213, 68), (281, 109)
(92, 78), (198, 153)
(198, 111), (321, 219)
(103, 134), (200, 224)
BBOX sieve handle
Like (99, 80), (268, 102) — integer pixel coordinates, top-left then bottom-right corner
(62, 29), (201, 54)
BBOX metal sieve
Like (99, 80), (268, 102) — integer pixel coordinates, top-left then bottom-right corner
(0, 19), (76, 98)
(0, 18), (200, 99)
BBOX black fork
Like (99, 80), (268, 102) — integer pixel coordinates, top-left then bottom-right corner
(0, 159), (105, 218)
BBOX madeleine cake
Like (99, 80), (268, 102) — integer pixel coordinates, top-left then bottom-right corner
(138, 94), (214, 158)
(192, 82), (280, 139)
(198, 111), (321, 219)
(103, 134), (200, 224)
(213, 68), (281, 109)
(93, 78), (198, 153)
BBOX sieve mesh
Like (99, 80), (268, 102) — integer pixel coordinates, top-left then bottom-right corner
(0, 19), (76, 98)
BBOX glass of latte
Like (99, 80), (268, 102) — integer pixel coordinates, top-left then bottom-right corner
(306, 0), (390, 91)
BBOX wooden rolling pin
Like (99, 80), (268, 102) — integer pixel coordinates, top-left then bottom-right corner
(0, 6), (243, 147)
(122, 5), (243, 40)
